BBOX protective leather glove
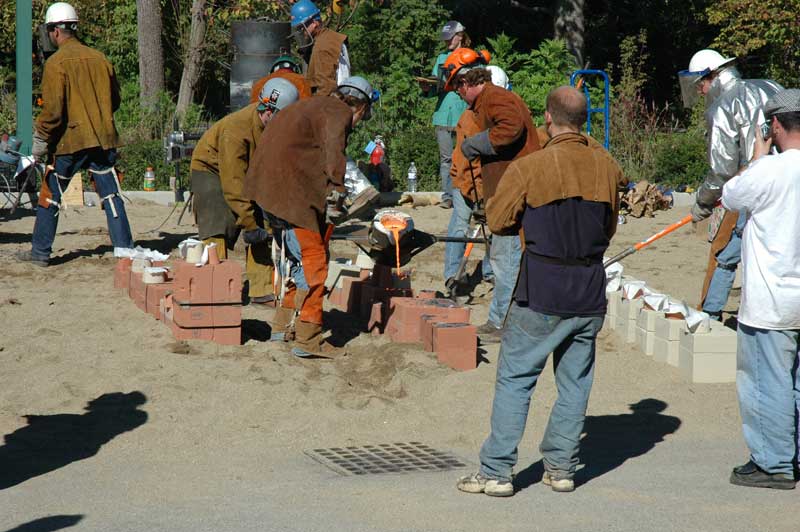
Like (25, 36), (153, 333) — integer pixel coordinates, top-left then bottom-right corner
(471, 206), (487, 225)
(461, 130), (496, 161)
(325, 204), (346, 224)
(32, 133), (49, 161)
(691, 202), (714, 223)
(243, 227), (270, 245)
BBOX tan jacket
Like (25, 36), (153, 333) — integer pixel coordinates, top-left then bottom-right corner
(306, 28), (347, 97)
(471, 84), (540, 200)
(487, 132), (627, 238)
(190, 103), (265, 231)
(244, 96), (352, 234)
(250, 71), (312, 104)
(36, 38), (121, 156)
(451, 110), (484, 202)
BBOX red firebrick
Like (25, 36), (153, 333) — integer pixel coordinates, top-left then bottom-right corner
(421, 312), (471, 352)
(433, 323), (478, 371)
(213, 326), (242, 345)
(211, 260), (242, 327)
(386, 298), (470, 343)
(341, 276), (365, 313)
(367, 301), (385, 335)
(173, 261), (214, 303)
(146, 281), (174, 320)
(415, 290), (437, 300)
(114, 258), (132, 290)
(129, 272), (147, 312)
(327, 287), (343, 309)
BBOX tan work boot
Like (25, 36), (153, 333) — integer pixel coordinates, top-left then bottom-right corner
(270, 306), (296, 342)
(291, 320), (344, 358)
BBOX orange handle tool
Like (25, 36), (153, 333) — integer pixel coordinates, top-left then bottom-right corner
(604, 213), (693, 268)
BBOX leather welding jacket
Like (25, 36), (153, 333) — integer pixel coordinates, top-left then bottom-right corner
(471, 84), (540, 201)
(695, 67), (782, 210)
(190, 103), (265, 232)
(36, 38), (121, 156)
(249, 71), (312, 104)
(244, 96), (352, 235)
(306, 28), (348, 97)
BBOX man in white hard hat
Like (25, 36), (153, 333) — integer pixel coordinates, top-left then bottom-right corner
(722, 88), (800, 490)
(17, 2), (133, 267)
(677, 49), (782, 320)
(191, 78), (300, 306)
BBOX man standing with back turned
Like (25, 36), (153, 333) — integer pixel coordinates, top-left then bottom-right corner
(17, 2), (134, 267)
(723, 89), (800, 490)
(457, 86), (626, 497)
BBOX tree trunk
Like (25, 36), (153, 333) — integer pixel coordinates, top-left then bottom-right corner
(554, 0), (585, 66)
(136, 0), (165, 110)
(176, 0), (207, 121)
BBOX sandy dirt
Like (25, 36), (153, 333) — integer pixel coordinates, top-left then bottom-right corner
(0, 200), (783, 532)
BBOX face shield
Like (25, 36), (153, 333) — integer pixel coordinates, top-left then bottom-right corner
(37, 23), (58, 55)
(677, 68), (710, 108)
(290, 21), (314, 50)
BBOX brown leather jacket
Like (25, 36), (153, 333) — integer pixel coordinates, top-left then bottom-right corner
(250, 71), (312, 104)
(36, 38), (121, 156)
(471, 84), (540, 200)
(487, 132), (627, 238)
(190, 103), (265, 231)
(451, 110), (483, 202)
(306, 28), (347, 97)
(244, 96), (352, 234)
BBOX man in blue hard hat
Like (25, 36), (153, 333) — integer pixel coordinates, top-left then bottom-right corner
(290, 0), (350, 97)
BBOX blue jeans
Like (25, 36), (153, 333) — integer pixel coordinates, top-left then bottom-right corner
(736, 324), (800, 476)
(479, 303), (604, 481)
(487, 233), (522, 328)
(435, 126), (454, 202)
(31, 148), (133, 259)
(703, 211), (746, 316)
(443, 189), (491, 282)
(272, 226), (308, 290)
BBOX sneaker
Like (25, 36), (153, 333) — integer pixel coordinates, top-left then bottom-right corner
(542, 470), (575, 492)
(730, 460), (796, 490)
(439, 198), (453, 209)
(477, 322), (503, 344)
(15, 250), (49, 267)
(456, 472), (514, 497)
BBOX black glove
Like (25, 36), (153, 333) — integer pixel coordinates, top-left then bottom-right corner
(461, 130), (496, 160)
(471, 206), (487, 225)
(243, 227), (270, 245)
(691, 202), (714, 223)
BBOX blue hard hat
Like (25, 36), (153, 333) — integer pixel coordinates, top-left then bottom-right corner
(291, 0), (321, 28)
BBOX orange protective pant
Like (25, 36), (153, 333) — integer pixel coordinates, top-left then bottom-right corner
(280, 227), (329, 325)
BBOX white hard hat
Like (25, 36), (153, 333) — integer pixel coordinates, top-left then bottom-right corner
(687, 49), (735, 77)
(486, 65), (510, 90)
(258, 77), (300, 112)
(45, 2), (79, 25)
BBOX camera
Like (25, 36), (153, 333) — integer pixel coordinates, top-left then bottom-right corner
(760, 121), (771, 139)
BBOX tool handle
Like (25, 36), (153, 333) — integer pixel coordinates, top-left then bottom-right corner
(633, 214), (693, 251)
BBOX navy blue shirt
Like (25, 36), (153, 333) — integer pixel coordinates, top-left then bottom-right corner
(515, 197), (612, 317)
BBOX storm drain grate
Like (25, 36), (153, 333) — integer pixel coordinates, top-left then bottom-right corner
(305, 442), (468, 476)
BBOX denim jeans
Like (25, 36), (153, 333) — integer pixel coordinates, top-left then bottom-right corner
(272, 226), (308, 290)
(435, 126), (454, 202)
(31, 148), (133, 259)
(736, 324), (800, 476)
(703, 210), (746, 316)
(479, 303), (604, 481)
(487, 233), (522, 328)
(443, 189), (491, 282)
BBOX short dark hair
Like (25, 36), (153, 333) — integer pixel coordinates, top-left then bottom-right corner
(546, 86), (587, 129)
(462, 68), (492, 87)
(775, 112), (800, 133)
(333, 91), (369, 113)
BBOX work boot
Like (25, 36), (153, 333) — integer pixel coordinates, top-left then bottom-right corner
(250, 294), (276, 307)
(730, 460), (796, 490)
(456, 472), (513, 497)
(16, 250), (49, 268)
(477, 322), (503, 344)
(270, 306), (295, 342)
(542, 470), (575, 493)
(291, 320), (345, 358)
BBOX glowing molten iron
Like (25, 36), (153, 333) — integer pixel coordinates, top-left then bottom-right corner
(380, 214), (408, 274)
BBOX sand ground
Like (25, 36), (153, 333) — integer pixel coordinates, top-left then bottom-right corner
(1, 200), (792, 532)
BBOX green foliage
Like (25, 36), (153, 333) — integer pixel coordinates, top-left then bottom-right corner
(651, 128), (708, 187)
(707, 0), (800, 87)
(0, 67), (15, 135)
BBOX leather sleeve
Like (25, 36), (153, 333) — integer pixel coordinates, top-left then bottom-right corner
(486, 163), (526, 235)
(35, 60), (66, 144)
(219, 129), (257, 231)
(484, 94), (525, 150)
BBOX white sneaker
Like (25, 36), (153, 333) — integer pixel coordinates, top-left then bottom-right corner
(456, 472), (514, 497)
(542, 470), (575, 492)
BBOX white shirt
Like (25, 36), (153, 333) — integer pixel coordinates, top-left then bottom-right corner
(337, 43), (350, 85)
(722, 148), (800, 329)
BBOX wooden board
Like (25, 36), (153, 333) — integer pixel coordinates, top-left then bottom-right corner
(61, 172), (85, 207)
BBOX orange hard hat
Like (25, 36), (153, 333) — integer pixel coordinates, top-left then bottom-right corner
(440, 48), (491, 91)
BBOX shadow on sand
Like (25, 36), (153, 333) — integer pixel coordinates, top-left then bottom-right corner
(1, 515), (83, 532)
(0, 392), (148, 490)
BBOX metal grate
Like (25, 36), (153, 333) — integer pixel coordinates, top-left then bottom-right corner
(305, 442), (468, 476)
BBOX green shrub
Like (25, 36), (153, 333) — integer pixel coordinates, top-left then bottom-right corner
(651, 128), (708, 187)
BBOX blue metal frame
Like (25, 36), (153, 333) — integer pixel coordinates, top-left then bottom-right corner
(570, 69), (610, 150)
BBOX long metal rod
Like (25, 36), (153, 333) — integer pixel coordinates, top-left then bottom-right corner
(330, 234), (485, 244)
(603, 213), (694, 268)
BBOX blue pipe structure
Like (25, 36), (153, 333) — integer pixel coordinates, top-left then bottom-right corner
(570, 69), (610, 150)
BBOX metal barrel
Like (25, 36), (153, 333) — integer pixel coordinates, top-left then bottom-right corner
(230, 21), (292, 110)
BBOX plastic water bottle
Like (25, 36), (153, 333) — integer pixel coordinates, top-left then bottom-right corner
(407, 161), (417, 193)
(143, 166), (156, 191)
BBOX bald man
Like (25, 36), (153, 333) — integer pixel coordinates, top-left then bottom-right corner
(457, 86), (628, 497)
